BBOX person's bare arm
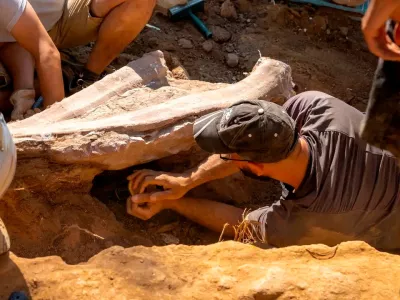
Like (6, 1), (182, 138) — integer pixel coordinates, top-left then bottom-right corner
(128, 154), (240, 203)
(362, 0), (400, 60)
(128, 197), (244, 237)
(170, 197), (244, 237)
(10, 2), (64, 106)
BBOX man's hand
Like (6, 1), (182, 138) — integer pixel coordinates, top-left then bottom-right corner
(128, 170), (191, 204)
(362, 0), (400, 61)
(127, 196), (173, 220)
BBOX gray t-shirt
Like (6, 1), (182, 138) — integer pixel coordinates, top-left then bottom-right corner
(247, 91), (400, 250)
(0, 0), (64, 42)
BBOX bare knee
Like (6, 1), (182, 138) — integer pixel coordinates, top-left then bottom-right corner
(91, 0), (155, 18)
(124, 0), (156, 17)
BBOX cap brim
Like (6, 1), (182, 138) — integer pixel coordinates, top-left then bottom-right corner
(193, 110), (233, 154)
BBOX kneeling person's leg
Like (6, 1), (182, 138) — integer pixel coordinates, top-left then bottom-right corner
(49, 0), (155, 92)
(86, 0), (156, 75)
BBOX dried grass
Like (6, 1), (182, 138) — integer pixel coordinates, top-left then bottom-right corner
(219, 209), (266, 245)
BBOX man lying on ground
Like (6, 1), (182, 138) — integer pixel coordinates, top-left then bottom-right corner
(127, 91), (400, 249)
(0, 0), (156, 120)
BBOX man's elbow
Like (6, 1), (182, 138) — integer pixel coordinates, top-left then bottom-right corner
(36, 44), (60, 65)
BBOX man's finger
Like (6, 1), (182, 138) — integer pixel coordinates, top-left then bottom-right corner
(127, 169), (145, 181)
(365, 26), (400, 61)
(131, 193), (152, 204)
(139, 177), (169, 194)
(150, 190), (178, 202)
(131, 203), (155, 220)
(131, 171), (155, 192)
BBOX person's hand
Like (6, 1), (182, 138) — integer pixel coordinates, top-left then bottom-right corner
(362, 0), (400, 61)
(127, 170), (190, 204)
(126, 196), (174, 220)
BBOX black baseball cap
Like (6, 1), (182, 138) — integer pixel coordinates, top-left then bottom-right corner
(193, 100), (297, 163)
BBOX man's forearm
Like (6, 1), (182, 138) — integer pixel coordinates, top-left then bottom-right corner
(184, 154), (240, 190)
(36, 48), (64, 106)
(169, 197), (244, 237)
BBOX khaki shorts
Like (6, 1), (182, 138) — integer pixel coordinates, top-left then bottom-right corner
(48, 0), (104, 49)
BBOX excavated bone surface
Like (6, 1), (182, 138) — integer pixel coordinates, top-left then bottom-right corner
(9, 51), (294, 170)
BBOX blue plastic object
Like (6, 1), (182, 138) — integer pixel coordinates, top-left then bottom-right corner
(188, 10), (212, 39)
(8, 291), (29, 300)
(169, 0), (212, 39)
(290, 0), (370, 15)
(32, 96), (44, 109)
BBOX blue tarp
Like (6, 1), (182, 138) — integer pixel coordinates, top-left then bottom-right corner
(290, 0), (370, 15)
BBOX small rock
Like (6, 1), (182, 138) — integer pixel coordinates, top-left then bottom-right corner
(172, 66), (190, 80)
(339, 27), (349, 36)
(220, 0), (237, 19)
(238, 0), (251, 12)
(155, 222), (179, 234)
(313, 15), (328, 33)
(160, 233), (179, 245)
(212, 26), (232, 43)
(159, 41), (176, 51)
(202, 40), (213, 53)
(178, 38), (193, 49)
(115, 53), (137, 65)
(326, 29), (331, 35)
(226, 53), (239, 67)
(147, 36), (159, 48)
(266, 5), (289, 26)
(33, 108), (41, 114)
(224, 43), (235, 53)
